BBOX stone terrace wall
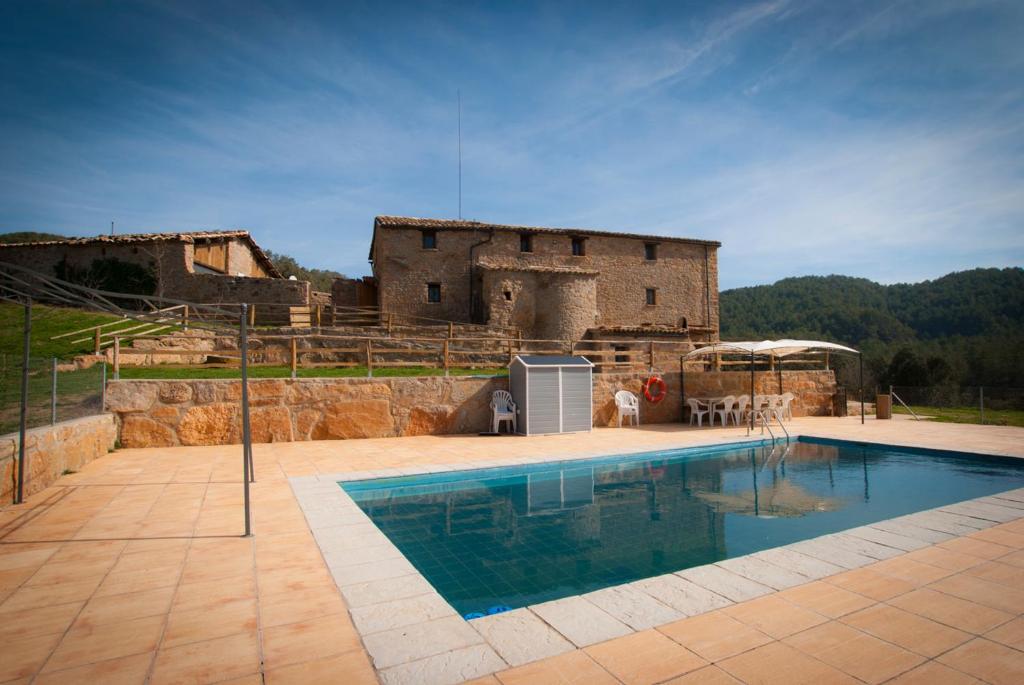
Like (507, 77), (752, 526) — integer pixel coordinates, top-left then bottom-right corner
(0, 415), (117, 501)
(107, 369), (836, 448)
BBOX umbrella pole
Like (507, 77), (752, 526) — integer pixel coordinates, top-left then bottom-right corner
(859, 353), (865, 425)
(749, 350), (755, 435)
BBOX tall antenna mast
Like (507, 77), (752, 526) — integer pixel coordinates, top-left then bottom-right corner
(458, 89), (462, 220)
(110, 221), (114, 236)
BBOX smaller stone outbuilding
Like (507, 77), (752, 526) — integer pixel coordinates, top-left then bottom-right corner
(0, 229), (313, 312)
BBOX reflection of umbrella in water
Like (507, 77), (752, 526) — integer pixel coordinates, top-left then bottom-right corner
(696, 480), (841, 518)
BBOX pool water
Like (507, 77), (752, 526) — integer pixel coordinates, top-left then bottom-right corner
(342, 438), (1024, 616)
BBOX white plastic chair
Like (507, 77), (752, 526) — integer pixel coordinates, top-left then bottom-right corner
(490, 390), (517, 434)
(765, 395), (784, 424)
(780, 392), (795, 420)
(732, 396), (750, 425)
(715, 396), (736, 426)
(687, 398), (709, 427)
(614, 390), (640, 427)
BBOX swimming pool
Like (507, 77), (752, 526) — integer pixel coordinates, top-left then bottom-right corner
(342, 437), (1024, 617)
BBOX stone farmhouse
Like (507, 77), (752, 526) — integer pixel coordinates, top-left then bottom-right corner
(0, 230), (313, 310)
(337, 216), (721, 342)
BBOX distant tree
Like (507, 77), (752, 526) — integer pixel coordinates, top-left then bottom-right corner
(0, 231), (68, 244)
(264, 250), (345, 292)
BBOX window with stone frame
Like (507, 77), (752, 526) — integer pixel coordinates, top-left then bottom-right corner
(421, 230), (437, 250)
(427, 283), (441, 303)
(645, 243), (658, 261)
(645, 288), (657, 306)
(520, 233), (533, 253)
(571, 236), (586, 256)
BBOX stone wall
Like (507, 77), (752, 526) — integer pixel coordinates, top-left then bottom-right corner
(107, 369), (836, 447)
(0, 414), (118, 501)
(0, 237), (310, 310)
(372, 224), (719, 339)
(481, 268), (598, 340)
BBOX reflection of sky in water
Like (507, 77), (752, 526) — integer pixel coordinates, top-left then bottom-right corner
(346, 439), (1024, 616)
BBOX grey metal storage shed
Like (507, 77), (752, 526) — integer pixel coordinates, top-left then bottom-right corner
(509, 355), (594, 435)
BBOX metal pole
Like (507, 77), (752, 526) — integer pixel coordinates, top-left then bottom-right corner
(16, 300), (31, 504)
(679, 356), (686, 423)
(980, 386), (984, 425)
(859, 353), (864, 424)
(240, 304), (252, 537)
(50, 357), (57, 425)
(749, 350), (755, 434)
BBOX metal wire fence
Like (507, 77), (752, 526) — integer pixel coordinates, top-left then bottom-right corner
(0, 354), (105, 435)
(888, 386), (1024, 426)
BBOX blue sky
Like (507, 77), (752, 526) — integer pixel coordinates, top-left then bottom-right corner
(2, 1), (1022, 289)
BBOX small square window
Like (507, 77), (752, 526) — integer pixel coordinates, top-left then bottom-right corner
(520, 233), (533, 253)
(427, 283), (441, 303)
(421, 230), (437, 249)
(571, 237), (586, 256)
(645, 288), (657, 306)
(504, 290), (512, 301)
(645, 243), (657, 260)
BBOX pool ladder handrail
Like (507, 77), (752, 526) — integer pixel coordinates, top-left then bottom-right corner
(757, 411), (791, 443)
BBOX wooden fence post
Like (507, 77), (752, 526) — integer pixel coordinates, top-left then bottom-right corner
(443, 339), (450, 377)
(448, 321), (454, 339)
(315, 304), (321, 328)
(649, 341), (655, 371)
(365, 339), (373, 377)
(290, 337), (298, 379)
(182, 304), (189, 330)
(94, 327), (101, 355)
(112, 337), (120, 380)
(507, 339), (514, 364)
(249, 304), (256, 327)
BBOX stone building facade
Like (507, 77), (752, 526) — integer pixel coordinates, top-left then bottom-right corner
(0, 230), (313, 309)
(364, 216), (720, 341)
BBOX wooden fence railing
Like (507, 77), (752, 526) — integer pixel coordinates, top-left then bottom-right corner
(107, 331), (832, 378)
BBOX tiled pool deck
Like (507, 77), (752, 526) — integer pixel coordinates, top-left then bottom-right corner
(1, 416), (1023, 684)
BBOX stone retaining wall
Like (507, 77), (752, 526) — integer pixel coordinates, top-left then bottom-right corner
(0, 414), (118, 501)
(107, 370), (836, 448)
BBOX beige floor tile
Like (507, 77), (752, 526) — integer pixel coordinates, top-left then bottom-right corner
(657, 611), (773, 662)
(264, 651), (378, 685)
(0, 600), (83, 642)
(261, 612), (363, 671)
(171, 573), (257, 613)
(496, 649), (619, 685)
(869, 556), (956, 585)
(149, 630), (260, 685)
(718, 641), (859, 685)
(825, 567), (915, 601)
(783, 620), (925, 684)
(41, 613), (165, 673)
(928, 572), (1024, 613)
(999, 549), (1024, 567)
(888, 587), (1014, 634)
(33, 652), (154, 685)
(885, 660), (984, 685)
(75, 586), (176, 628)
(963, 560), (1024, 587)
(162, 597), (258, 649)
(968, 527), (1024, 549)
(841, 603), (972, 658)
(0, 632), (63, 682)
(259, 586), (347, 628)
(584, 629), (706, 685)
(776, 580), (876, 618)
(722, 594), (828, 639)
(660, 665), (742, 684)
(902, 546), (988, 572)
(985, 617), (1024, 651)
(937, 637), (1024, 685)
(1, 575), (103, 611)
(938, 537), (1015, 561)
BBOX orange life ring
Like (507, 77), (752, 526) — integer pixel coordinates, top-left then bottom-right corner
(643, 375), (667, 403)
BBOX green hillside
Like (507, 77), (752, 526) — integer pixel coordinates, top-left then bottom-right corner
(720, 268), (1024, 389)
(0, 231), (67, 243)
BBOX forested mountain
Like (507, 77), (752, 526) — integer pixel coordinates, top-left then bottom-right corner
(720, 268), (1024, 388)
(0, 231), (67, 243)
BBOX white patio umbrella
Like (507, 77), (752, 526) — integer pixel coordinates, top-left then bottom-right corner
(683, 339), (863, 431)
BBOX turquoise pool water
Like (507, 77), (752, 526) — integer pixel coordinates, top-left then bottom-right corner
(342, 438), (1024, 617)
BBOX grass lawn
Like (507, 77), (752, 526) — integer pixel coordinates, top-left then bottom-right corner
(894, 405), (1024, 428)
(117, 365), (508, 379)
(0, 301), (134, 360)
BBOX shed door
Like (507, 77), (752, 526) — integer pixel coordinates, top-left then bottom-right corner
(560, 367), (593, 432)
(526, 368), (560, 435)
